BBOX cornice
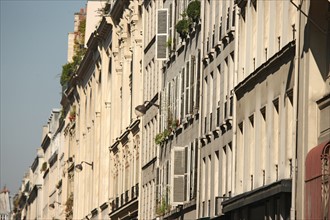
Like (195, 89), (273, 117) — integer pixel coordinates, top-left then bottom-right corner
(235, 41), (295, 100)
(31, 156), (39, 173)
(41, 134), (51, 152)
(110, 0), (130, 25)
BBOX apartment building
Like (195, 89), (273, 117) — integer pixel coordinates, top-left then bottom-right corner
(138, 0), (163, 219)
(24, 149), (44, 220)
(158, 0), (201, 219)
(198, 0), (236, 219)
(60, 0), (143, 219)
(293, 0), (329, 219)
(12, 110), (62, 220)
(12, 173), (30, 220)
(13, 1), (329, 219)
(107, 0), (143, 219)
(221, 0), (330, 219)
(67, 8), (86, 63)
(65, 16), (111, 219)
(39, 109), (63, 220)
(0, 187), (12, 220)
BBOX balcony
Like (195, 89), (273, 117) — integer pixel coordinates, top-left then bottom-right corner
(234, 0), (247, 9)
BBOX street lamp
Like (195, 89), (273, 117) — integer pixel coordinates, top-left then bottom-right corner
(49, 201), (61, 209)
(75, 161), (93, 172)
(134, 101), (159, 117)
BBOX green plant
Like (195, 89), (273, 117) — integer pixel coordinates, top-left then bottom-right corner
(187, 0), (201, 22)
(60, 62), (74, 86)
(60, 108), (65, 122)
(60, 19), (86, 87)
(40, 162), (47, 172)
(156, 196), (171, 216)
(163, 129), (171, 137)
(156, 199), (171, 215)
(166, 37), (172, 48)
(155, 133), (165, 145)
(170, 119), (179, 131)
(167, 108), (179, 131)
(155, 129), (171, 145)
(69, 106), (76, 122)
(175, 19), (190, 39)
(65, 193), (74, 214)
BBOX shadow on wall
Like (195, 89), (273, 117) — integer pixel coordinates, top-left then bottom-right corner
(301, 0), (330, 81)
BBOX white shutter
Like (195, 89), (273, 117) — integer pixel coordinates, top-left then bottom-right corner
(156, 9), (168, 60)
(171, 146), (187, 205)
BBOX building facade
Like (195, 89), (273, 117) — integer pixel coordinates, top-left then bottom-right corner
(13, 0), (330, 220)
(139, 0), (163, 219)
(0, 187), (12, 220)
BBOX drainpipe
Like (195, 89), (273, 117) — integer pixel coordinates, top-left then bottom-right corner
(231, 2), (240, 198)
(290, 0), (302, 219)
(137, 1), (144, 217)
(196, 0), (205, 218)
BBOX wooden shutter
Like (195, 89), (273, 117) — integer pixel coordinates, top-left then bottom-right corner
(156, 9), (168, 60)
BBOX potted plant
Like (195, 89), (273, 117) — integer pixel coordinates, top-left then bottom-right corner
(166, 37), (172, 49)
(155, 132), (165, 145)
(155, 129), (171, 145)
(65, 193), (74, 217)
(170, 119), (180, 131)
(69, 106), (76, 122)
(156, 197), (171, 216)
(40, 162), (47, 172)
(176, 19), (190, 39)
(187, 0), (201, 23)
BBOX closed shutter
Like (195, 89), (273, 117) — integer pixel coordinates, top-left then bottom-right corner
(156, 9), (168, 60)
(196, 50), (201, 109)
(156, 167), (160, 202)
(190, 56), (195, 112)
(169, 3), (173, 48)
(180, 71), (185, 120)
(185, 61), (190, 115)
(173, 176), (185, 202)
(171, 146), (187, 205)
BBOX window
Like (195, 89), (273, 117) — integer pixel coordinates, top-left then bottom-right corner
(156, 9), (168, 60)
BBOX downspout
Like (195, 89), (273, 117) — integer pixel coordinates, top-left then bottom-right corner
(290, 0), (302, 219)
(196, 0), (205, 218)
(138, 3), (144, 217)
(231, 3), (240, 198)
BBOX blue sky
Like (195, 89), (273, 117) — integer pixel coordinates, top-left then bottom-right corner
(0, 0), (86, 195)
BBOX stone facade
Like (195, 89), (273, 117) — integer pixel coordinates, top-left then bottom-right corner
(13, 0), (330, 220)
(0, 187), (12, 220)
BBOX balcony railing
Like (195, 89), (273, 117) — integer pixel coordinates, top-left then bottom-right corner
(111, 184), (139, 212)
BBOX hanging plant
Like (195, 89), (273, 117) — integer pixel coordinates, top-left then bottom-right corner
(187, 0), (201, 23)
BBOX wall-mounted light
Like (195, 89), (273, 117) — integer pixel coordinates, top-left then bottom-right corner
(75, 161), (93, 172)
(49, 201), (61, 209)
(134, 101), (159, 117)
